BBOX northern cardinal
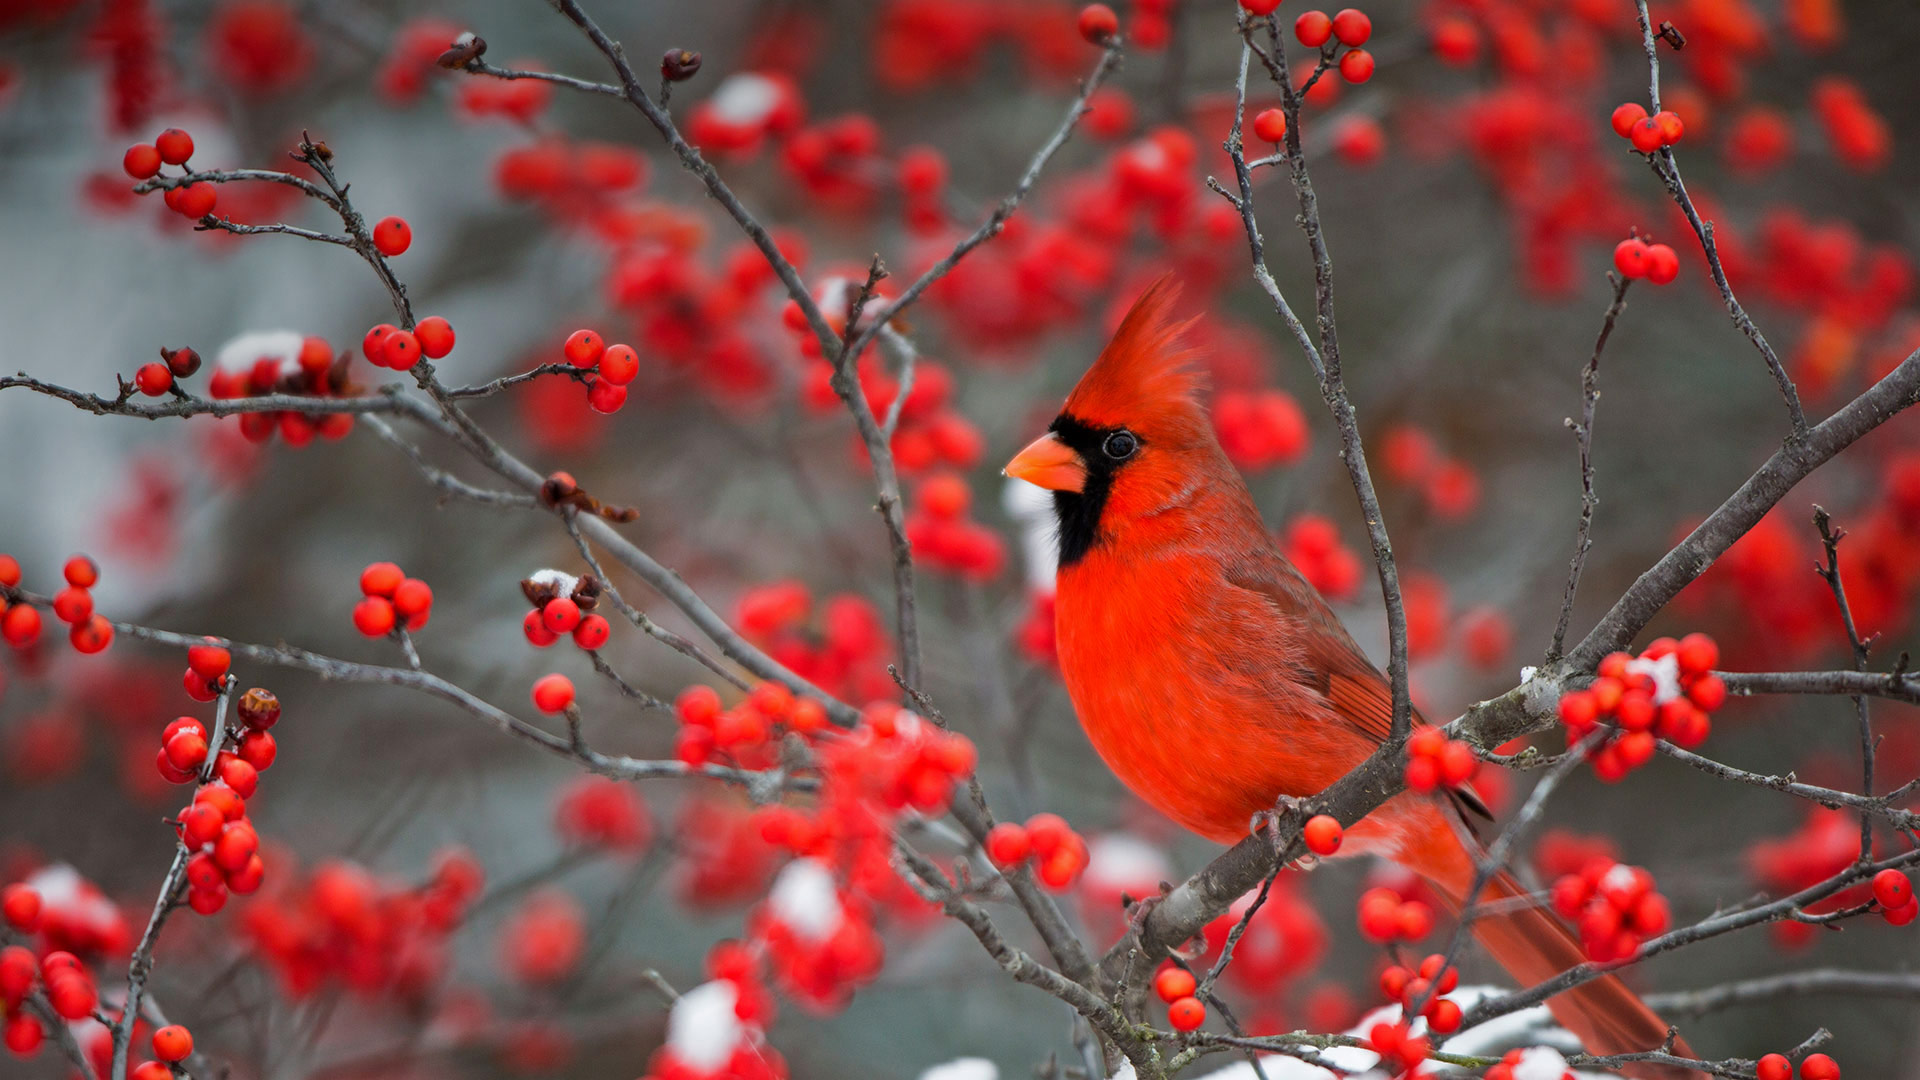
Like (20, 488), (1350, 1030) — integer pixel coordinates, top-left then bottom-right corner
(1004, 279), (1695, 1077)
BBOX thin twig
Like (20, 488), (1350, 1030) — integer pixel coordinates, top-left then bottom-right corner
(1548, 274), (1633, 663)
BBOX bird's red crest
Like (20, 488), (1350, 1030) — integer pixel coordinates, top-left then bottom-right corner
(1062, 276), (1206, 436)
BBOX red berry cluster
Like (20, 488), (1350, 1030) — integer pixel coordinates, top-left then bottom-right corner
(1557, 633), (1725, 781)
(1357, 883), (1435, 943)
(733, 582), (896, 704)
(362, 316), (455, 373)
(1380, 423), (1482, 522)
(520, 569), (611, 650)
(1294, 9), (1376, 85)
(983, 813), (1091, 890)
(156, 687), (277, 798)
(352, 562), (434, 636)
(674, 682), (829, 768)
(1280, 515), (1364, 602)
(0, 554), (114, 654)
(1610, 102), (1685, 153)
(905, 472), (1006, 581)
(501, 888), (585, 985)
(747, 857), (885, 1011)
(1366, 1018), (1430, 1077)
(179, 780), (265, 914)
(639, 958), (787, 1080)
(204, 336), (359, 445)
(560, 328), (641, 415)
(1811, 78), (1887, 173)
(1613, 234), (1681, 285)
(456, 59), (554, 124)
(1550, 858), (1671, 963)
(1149, 965), (1206, 1031)
(1871, 868), (1917, 926)
(1403, 726), (1478, 793)
(123, 127), (220, 220)
(1379, 953), (1463, 1034)
(241, 849), (484, 1001)
(779, 115), (888, 212)
(1758, 1052), (1842, 1080)
(1214, 388), (1309, 471)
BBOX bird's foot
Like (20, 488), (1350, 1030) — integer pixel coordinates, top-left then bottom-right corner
(1250, 796), (1317, 864)
(1121, 880), (1176, 949)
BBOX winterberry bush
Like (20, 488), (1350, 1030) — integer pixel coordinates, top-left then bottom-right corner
(3, 1), (1920, 1079)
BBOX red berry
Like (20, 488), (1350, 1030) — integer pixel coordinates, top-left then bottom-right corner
(1652, 110), (1684, 146)
(360, 562), (404, 597)
(188, 640), (231, 681)
(1303, 814), (1343, 855)
(214, 821), (258, 871)
(532, 673), (575, 713)
(984, 822), (1032, 867)
(1614, 238), (1651, 278)
(1295, 10), (1333, 47)
(179, 802), (224, 846)
(1630, 116), (1665, 153)
(563, 329), (605, 368)
(1252, 107), (1288, 143)
(1240, 0), (1282, 14)
(188, 882), (227, 915)
(1, 884), (41, 931)
(524, 609), (560, 647)
(1675, 632), (1719, 674)
(1338, 48), (1374, 83)
(165, 730), (209, 772)
(382, 330), (421, 370)
(1331, 8), (1371, 45)
(392, 578), (433, 621)
(676, 685), (722, 725)
(1798, 1054), (1840, 1080)
(1426, 998), (1461, 1033)
(217, 753), (258, 798)
(1404, 755), (1439, 792)
(1437, 740), (1477, 786)
(51, 586), (92, 625)
(1154, 965), (1198, 1003)
(587, 376), (627, 413)
(362, 324), (397, 366)
(173, 181), (217, 219)
(2, 604), (42, 648)
(152, 1025), (193, 1062)
(134, 362), (173, 396)
(1167, 995), (1206, 1032)
(598, 343), (640, 386)
(155, 128), (194, 165)
(238, 729), (277, 771)
(124, 143), (162, 179)
(1077, 3), (1118, 45)
(64, 555), (98, 588)
(373, 215), (412, 256)
(353, 596), (397, 636)
(1610, 103), (1648, 138)
(1644, 243), (1680, 285)
(70, 614), (113, 654)
(1756, 1055), (1792, 1080)
(1873, 868), (1913, 909)
(47, 974), (97, 1019)
(542, 597), (582, 633)
(4, 1011), (43, 1055)
(414, 316), (455, 359)
(0, 555), (17, 587)
(572, 613), (610, 650)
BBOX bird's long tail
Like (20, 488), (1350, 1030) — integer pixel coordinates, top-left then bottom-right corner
(1403, 818), (1699, 1080)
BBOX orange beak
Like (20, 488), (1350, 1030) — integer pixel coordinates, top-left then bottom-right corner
(1003, 432), (1087, 493)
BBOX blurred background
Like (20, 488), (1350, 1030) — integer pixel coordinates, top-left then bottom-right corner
(3, 0), (1920, 1076)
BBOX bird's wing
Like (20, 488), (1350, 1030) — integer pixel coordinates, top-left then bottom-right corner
(1224, 554), (1397, 743)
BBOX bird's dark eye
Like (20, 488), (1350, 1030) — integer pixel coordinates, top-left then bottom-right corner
(1102, 430), (1139, 461)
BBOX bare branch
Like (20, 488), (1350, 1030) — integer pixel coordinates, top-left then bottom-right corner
(1548, 274), (1633, 663)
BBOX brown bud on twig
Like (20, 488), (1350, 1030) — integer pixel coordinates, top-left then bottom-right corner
(572, 574), (602, 611)
(162, 346), (201, 378)
(661, 48), (702, 82)
(237, 688), (281, 730)
(437, 31), (487, 69)
(520, 576), (560, 608)
(1657, 20), (1686, 50)
(541, 471), (579, 506)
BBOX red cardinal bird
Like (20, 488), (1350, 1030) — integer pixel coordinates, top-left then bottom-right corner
(1004, 279), (1695, 1076)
